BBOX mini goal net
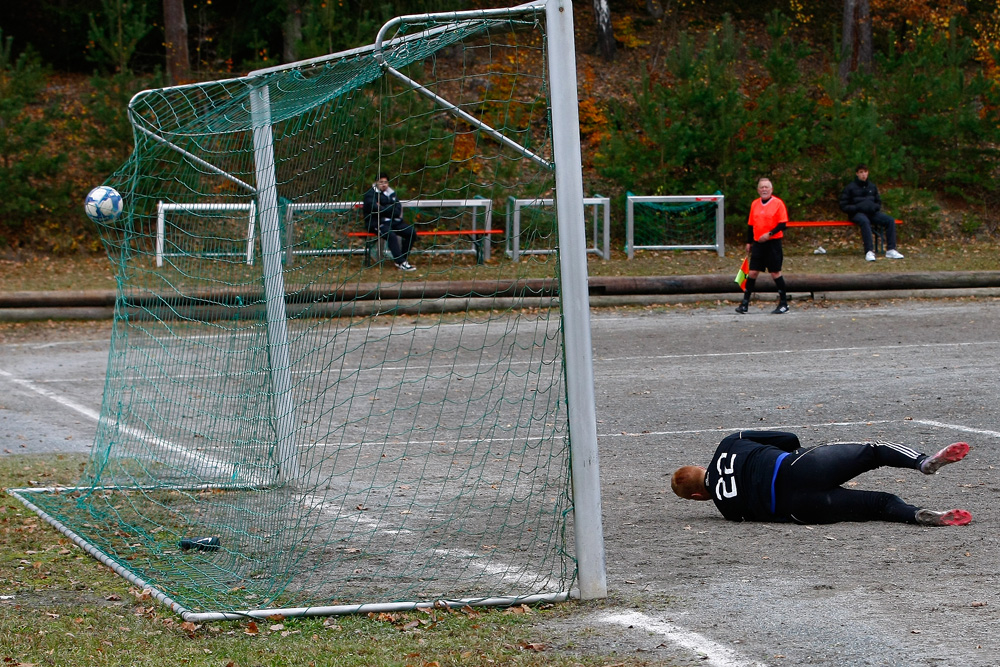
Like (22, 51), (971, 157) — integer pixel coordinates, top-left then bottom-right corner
(505, 195), (611, 261)
(625, 193), (726, 258)
(11, 0), (606, 621)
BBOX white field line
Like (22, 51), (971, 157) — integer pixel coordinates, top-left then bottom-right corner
(910, 420), (1000, 439)
(14, 339), (1000, 387)
(597, 610), (768, 667)
(308, 422), (889, 449)
(306, 417), (1000, 449)
(0, 367), (235, 476)
(596, 339), (1000, 364)
(0, 368), (102, 421)
(596, 420), (895, 439)
(298, 494), (560, 591)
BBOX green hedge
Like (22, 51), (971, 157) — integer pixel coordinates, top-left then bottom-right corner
(595, 13), (1000, 238)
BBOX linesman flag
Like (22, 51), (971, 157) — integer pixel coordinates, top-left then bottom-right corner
(735, 256), (750, 291)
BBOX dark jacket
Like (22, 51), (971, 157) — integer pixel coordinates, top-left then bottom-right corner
(839, 177), (882, 217)
(362, 186), (402, 232)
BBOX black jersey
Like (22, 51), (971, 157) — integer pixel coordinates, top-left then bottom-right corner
(706, 431), (801, 522)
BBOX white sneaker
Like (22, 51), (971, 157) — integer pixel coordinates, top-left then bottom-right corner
(865, 251), (876, 262)
(885, 249), (904, 259)
(396, 261), (416, 272)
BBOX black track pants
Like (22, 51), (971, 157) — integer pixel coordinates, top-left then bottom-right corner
(775, 441), (927, 524)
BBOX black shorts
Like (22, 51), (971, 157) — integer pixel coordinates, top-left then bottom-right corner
(749, 238), (783, 273)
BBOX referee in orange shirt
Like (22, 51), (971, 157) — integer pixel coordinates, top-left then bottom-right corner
(736, 176), (789, 314)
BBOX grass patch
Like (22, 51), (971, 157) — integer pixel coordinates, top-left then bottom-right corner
(1, 456), (661, 667)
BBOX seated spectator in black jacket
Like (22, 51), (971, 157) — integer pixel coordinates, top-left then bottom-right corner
(839, 165), (904, 262)
(362, 173), (417, 271)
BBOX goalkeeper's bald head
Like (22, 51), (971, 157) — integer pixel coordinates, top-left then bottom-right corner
(671, 465), (711, 501)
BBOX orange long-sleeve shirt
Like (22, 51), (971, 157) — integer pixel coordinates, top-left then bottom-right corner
(747, 196), (788, 241)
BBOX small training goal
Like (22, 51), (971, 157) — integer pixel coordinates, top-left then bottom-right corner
(625, 193), (726, 258)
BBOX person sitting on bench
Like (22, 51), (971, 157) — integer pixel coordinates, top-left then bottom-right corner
(839, 164), (904, 263)
(362, 173), (417, 271)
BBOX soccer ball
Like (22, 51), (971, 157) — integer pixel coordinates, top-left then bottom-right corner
(83, 186), (124, 223)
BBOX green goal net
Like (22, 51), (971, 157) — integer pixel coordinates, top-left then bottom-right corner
(11, 0), (605, 620)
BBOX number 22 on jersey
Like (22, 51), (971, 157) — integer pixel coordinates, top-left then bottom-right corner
(715, 453), (738, 499)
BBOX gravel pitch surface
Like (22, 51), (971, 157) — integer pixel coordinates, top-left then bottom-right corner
(1, 298), (997, 666)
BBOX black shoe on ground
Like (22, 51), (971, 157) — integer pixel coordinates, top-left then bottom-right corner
(771, 303), (789, 315)
(735, 303), (748, 314)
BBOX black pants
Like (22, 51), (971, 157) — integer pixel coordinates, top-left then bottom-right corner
(369, 218), (416, 263)
(851, 212), (897, 254)
(775, 441), (926, 524)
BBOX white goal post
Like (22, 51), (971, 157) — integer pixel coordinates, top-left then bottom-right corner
(625, 194), (726, 258)
(505, 195), (611, 261)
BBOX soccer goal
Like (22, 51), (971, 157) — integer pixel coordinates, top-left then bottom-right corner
(10, 0), (606, 621)
(156, 201), (258, 266)
(625, 193), (726, 258)
(505, 195), (611, 261)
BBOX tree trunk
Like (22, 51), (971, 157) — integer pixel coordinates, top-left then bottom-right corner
(857, 0), (872, 73)
(839, 0), (856, 84)
(283, 0), (302, 64)
(645, 0), (664, 19)
(592, 0), (616, 61)
(163, 0), (190, 84)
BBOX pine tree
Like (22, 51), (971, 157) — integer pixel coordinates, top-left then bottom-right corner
(0, 30), (68, 248)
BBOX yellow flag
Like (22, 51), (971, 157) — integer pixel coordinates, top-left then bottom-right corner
(735, 256), (750, 291)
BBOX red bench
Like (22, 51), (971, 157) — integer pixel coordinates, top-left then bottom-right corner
(786, 220), (902, 254)
(347, 229), (504, 266)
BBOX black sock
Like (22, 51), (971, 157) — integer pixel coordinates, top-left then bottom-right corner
(774, 276), (787, 304)
(743, 277), (756, 303)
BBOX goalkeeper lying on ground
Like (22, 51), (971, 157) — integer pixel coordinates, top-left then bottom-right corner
(671, 431), (972, 526)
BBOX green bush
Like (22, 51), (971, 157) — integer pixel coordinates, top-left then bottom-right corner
(879, 186), (942, 236)
(864, 22), (1000, 199)
(0, 31), (69, 250)
(87, 71), (163, 172)
(597, 13), (1000, 239)
(596, 16), (748, 200)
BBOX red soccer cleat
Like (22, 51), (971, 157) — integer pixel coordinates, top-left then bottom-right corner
(915, 509), (972, 527)
(921, 442), (970, 475)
